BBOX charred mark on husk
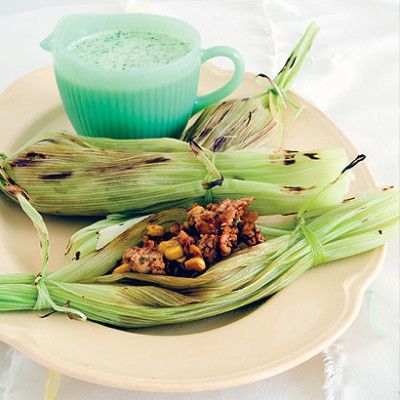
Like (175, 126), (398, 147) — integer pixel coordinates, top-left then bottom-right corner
(283, 158), (296, 165)
(144, 157), (169, 164)
(218, 109), (230, 123)
(340, 154), (366, 174)
(198, 127), (212, 138)
(25, 152), (46, 159)
(280, 185), (316, 194)
(290, 56), (297, 68)
(276, 52), (295, 75)
(9, 159), (40, 168)
(246, 111), (252, 126)
(283, 152), (297, 165)
(212, 136), (227, 152)
(303, 152), (320, 160)
(10, 152), (47, 167)
(202, 177), (224, 190)
(40, 172), (73, 180)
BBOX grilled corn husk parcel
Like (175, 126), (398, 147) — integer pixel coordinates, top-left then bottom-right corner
(0, 131), (353, 216)
(0, 187), (398, 328)
(181, 22), (320, 151)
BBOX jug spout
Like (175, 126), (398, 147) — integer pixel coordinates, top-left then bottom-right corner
(40, 33), (55, 52)
(40, 15), (72, 52)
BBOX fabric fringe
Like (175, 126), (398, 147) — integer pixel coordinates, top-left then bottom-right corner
(0, 345), (17, 399)
(323, 343), (345, 400)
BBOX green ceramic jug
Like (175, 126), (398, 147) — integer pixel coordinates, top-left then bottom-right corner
(40, 13), (245, 139)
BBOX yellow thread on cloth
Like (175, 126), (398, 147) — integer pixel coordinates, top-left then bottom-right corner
(130, 0), (150, 13)
(45, 370), (61, 400)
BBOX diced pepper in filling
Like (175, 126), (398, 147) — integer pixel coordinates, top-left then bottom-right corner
(113, 198), (264, 276)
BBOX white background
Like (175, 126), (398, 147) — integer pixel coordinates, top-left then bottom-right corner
(0, 1), (398, 399)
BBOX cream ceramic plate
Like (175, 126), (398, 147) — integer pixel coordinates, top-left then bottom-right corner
(0, 64), (384, 392)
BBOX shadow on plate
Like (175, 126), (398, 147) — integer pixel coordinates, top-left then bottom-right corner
(116, 299), (265, 336)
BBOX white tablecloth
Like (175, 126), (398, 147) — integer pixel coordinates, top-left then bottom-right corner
(0, 1), (398, 399)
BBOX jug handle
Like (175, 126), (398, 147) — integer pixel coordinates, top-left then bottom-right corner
(191, 46), (244, 116)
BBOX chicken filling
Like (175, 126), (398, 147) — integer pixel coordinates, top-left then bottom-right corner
(112, 197), (264, 276)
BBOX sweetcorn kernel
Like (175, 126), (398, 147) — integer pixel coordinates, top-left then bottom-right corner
(112, 263), (131, 274)
(184, 257), (206, 271)
(157, 239), (177, 254)
(146, 224), (165, 237)
(188, 244), (202, 258)
(165, 244), (184, 261)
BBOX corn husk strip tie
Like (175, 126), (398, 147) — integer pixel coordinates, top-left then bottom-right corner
(0, 179), (86, 319)
(190, 140), (223, 190)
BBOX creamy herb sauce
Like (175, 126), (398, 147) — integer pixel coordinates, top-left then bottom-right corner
(68, 30), (192, 70)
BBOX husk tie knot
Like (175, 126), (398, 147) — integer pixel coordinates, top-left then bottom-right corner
(34, 273), (86, 321)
